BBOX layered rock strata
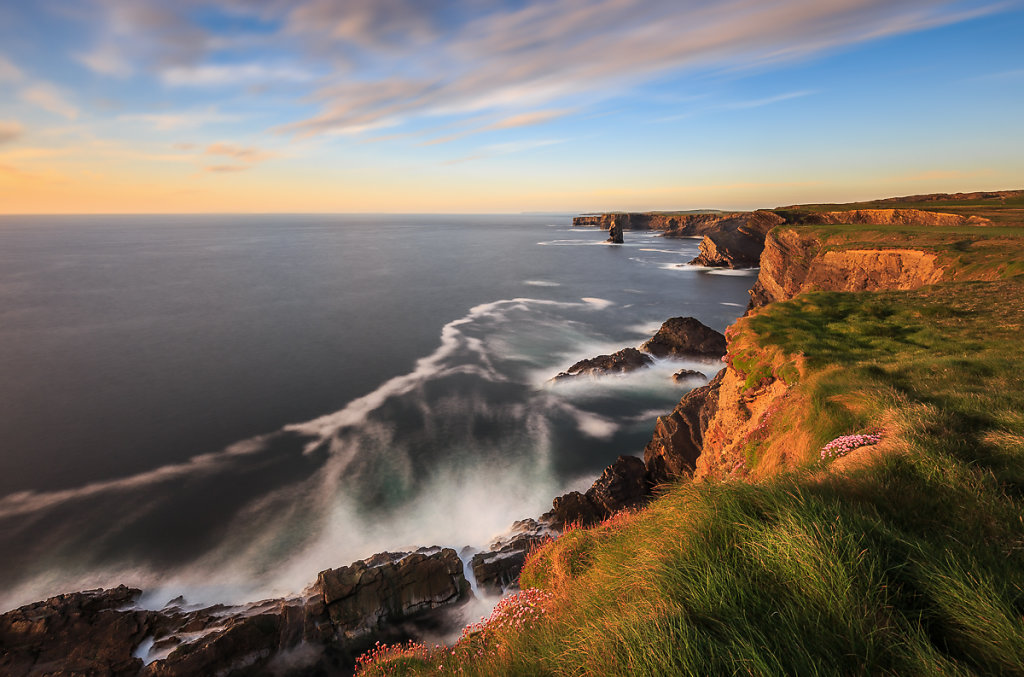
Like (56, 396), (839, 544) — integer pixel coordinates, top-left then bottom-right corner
(0, 549), (471, 676)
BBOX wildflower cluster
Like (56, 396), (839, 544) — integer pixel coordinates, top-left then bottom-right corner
(354, 639), (435, 676)
(354, 588), (554, 675)
(742, 403), (781, 445)
(820, 431), (882, 460)
(460, 588), (553, 642)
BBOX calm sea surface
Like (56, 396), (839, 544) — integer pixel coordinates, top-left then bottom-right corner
(0, 214), (754, 610)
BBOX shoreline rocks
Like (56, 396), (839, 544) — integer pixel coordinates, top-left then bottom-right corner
(553, 317), (725, 381)
(0, 549), (473, 676)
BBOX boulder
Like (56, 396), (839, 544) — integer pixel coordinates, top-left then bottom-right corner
(641, 317), (726, 359)
(553, 347), (652, 380)
(672, 369), (707, 383)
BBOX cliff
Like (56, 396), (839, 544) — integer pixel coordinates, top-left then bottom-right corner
(574, 210), (785, 268)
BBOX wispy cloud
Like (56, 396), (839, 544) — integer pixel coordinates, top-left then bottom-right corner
(444, 137), (567, 165)
(121, 108), (242, 131)
(20, 83), (78, 119)
(202, 142), (274, 173)
(275, 0), (1006, 138)
(162, 63), (315, 87)
(722, 90), (815, 109)
(422, 108), (575, 145)
(76, 44), (133, 78)
(0, 120), (24, 144)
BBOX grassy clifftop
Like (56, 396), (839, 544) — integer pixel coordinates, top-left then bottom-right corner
(359, 198), (1024, 676)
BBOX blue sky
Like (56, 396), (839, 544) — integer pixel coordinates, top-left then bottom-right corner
(0, 0), (1022, 213)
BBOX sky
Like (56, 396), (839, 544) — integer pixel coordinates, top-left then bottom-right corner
(0, 0), (1022, 214)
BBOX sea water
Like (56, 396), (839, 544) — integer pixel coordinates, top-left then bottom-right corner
(0, 214), (754, 610)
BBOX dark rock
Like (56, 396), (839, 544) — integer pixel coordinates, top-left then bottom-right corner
(0, 585), (153, 677)
(641, 317), (726, 358)
(541, 456), (652, 531)
(318, 548), (470, 641)
(2, 549), (473, 677)
(470, 521), (552, 596)
(554, 347), (653, 380)
(585, 455), (650, 516)
(542, 490), (602, 529)
(672, 369), (707, 382)
(606, 217), (624, 243)
(645, 368), (725, 485)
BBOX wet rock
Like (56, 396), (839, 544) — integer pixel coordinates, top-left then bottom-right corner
(2, 549), (473, 677)
(554, 347), (653, 380)
(471, 520), (552, 595)
(641, 317), (726, 358)
(645, 369), (725, 485)
(607, 217), (624, 243)
(0, 585), (153, 677)
(672, 368), (707, 383)
(318, 548), (470, 641)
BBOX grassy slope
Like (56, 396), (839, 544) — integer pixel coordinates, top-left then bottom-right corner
(359, 203), (1024, 677)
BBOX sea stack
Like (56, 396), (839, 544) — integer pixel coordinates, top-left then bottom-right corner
(607, 217), (624, 243)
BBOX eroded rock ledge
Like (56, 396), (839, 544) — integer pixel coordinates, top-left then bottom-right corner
(0, 549), (471, 676)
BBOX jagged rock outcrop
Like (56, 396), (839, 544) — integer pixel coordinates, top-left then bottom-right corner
(470, 520), (552, 596)
(0, 585), (153, 677)
(644, 369), (725, 485)
(318, 548), (470, 641)
(748, 227), (948, 308)
(641, 317), (726, 358)
(542, 456), (651, 529)
(606, 218), (624, 244)
(553, 347), (653, 380)
(688, 211), (785, 267)
(0, 549), (472, 677)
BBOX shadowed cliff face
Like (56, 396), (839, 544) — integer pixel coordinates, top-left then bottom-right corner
(574, 210), (785, 268)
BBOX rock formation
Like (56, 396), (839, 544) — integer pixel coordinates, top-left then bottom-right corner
(672, 369), (706, 383)
(0, 549), (472, 676)
(553, 347), (653, 380)
(553, 318), (724, 381)
(641, 317), (726, 358)
(470, 520), (552, 596)
(644, 370), (725, 485)
(541, 455), (651, 529)
(573, 210), (784, 268)
(748, 227), (948, 309)
(606, 217), (624, 243)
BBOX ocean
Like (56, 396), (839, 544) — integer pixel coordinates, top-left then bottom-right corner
(0, 214), (754, 611)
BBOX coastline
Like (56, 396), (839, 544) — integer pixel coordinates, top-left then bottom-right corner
(5, 191), (1024, 675)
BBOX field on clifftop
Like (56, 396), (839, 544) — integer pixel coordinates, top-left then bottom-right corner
(359, 197), (1024, 676)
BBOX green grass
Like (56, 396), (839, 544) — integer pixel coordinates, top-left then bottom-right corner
(359, 204), (1024, 676)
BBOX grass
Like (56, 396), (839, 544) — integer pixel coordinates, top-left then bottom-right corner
(357, 202), (1024, 676)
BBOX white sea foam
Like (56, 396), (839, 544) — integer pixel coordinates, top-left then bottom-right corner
(523, 279), (561, 287)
